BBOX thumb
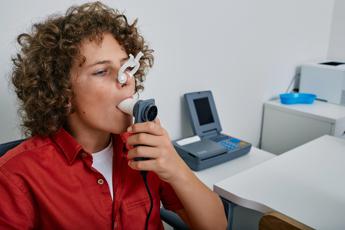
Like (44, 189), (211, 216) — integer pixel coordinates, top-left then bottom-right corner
(154, 117), (161, 125)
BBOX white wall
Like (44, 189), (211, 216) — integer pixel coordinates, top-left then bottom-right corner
(328, 0), (345, 61)
(0, 0), (335, 146)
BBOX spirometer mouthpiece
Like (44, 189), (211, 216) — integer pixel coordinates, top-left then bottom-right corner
(117, 98), (138, 116)
(117, 97), (157, 123)
(118, 51), (144, 85)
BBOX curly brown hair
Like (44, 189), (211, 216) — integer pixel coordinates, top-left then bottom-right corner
(11, 1), (154, 137)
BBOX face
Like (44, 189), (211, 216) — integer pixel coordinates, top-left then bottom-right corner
(68, 33), (135, 135)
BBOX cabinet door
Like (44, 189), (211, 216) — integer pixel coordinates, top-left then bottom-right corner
(261, 106), (332, 154)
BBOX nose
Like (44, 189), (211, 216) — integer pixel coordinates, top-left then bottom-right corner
(116, 70), (129, 86)
(116, 72), (135, 94)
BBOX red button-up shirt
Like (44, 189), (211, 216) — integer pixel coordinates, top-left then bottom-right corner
(0, 128), (183, 229)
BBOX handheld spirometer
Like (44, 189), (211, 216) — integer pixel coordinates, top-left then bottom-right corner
(116, 51), (156, 230)
(118, 97), (157, 125)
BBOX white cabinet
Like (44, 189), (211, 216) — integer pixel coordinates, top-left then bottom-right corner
(261, 99), (345, 154)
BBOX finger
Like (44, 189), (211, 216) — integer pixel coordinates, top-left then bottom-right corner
(127, 132), (163, 147)
(128, 159), (157, 171)
(153, 117), (168, 136)
(127, 121), (164, 136)
(127, 146), (160, 160)
(154, 117), (161, 125)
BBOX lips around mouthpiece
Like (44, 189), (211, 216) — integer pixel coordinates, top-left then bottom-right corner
(117, 97), (138, 116)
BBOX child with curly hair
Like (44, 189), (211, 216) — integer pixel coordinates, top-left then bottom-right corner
(0, 2), (227, 229)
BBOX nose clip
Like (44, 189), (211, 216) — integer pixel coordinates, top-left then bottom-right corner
(118, 51), (144, 85)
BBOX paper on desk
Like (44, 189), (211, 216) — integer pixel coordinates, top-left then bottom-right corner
(176, 135), (201, 146)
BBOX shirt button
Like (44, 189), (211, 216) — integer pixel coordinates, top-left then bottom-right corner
(97, 178), (104, 185)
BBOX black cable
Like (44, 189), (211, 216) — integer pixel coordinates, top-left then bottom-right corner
(141, 171), (153, 230)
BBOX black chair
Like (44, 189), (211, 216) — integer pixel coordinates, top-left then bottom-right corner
(0, 139), (24, 157)
(160, 208), (189, 230)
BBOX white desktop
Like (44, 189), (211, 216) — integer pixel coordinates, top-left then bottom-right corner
(194, 147), (274, 190)
(214, 135), (345, 229)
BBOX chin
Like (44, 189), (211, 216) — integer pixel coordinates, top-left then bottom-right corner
(108, 127), (127, 134)
(109, 118), (133, 134)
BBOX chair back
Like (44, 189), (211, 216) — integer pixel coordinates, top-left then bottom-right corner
(0, 139), (24, 157)
(160, 208), (189, 230)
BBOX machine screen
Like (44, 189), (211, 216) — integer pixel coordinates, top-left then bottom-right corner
(193, 97), (214, 126)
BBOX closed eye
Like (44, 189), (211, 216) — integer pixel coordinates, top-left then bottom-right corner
(92, 68), (109, 77)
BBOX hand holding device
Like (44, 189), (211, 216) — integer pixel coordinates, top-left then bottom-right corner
(118, 97), (190, 182)
(117, 97), (159, 230)
(118, 97), (158, 161)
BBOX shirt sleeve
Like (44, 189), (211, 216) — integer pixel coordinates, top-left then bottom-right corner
(0, 168), (35, 229)
(159, 180), (184, 212)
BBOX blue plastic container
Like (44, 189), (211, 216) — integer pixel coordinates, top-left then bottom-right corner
(279, 93), (316, 105)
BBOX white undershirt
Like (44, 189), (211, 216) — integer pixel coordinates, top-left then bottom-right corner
(92, 140), (114, 200)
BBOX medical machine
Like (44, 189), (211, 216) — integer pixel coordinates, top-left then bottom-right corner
(173, 91), (252, 171)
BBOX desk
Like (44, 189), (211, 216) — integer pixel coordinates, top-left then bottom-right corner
(215, 135), (345, 229)
(193, 147), (274, 229)
(194, 147), (274, 189)
(163, 147), (274, 230)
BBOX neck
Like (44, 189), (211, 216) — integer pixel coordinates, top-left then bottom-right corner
(67, 118), (111, 154)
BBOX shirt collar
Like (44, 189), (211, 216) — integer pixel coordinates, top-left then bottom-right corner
(50, 128), (83, 165)
(51, 128), (129, 165)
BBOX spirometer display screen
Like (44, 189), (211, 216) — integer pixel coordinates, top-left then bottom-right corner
(193, 97), (214, 125)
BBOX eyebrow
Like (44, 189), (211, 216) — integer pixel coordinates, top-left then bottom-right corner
(86, 57), (129, 68)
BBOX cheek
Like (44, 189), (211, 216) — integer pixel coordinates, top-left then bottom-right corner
(74, 82), (112, 104)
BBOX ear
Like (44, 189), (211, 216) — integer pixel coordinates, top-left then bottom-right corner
(66, 99), (75, 114)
